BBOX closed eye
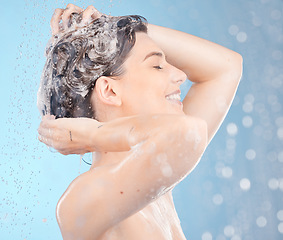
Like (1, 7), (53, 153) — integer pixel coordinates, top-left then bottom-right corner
(153, 66), (163, 70)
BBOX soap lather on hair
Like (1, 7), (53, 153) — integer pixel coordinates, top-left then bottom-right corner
(37, 14), (147, 119)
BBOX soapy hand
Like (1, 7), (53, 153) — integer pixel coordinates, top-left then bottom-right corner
(50, 4), (103, 35)
(38, 115), (102, 155)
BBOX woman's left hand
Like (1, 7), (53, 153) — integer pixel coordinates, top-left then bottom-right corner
(50, 4), (103, 36)
(38, 115), (102, 155)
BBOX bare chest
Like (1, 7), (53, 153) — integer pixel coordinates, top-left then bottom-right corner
(99, 193), (186, 240)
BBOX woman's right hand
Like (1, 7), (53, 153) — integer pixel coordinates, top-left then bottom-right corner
(50, 4), (103, 36)
(38, 115), (103, 155)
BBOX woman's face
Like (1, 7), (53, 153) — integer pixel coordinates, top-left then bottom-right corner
(119, 32), (187, 116)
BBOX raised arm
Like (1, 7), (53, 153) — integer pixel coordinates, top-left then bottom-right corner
(39, 114), (208, 238)
(147, 24), (243, 143)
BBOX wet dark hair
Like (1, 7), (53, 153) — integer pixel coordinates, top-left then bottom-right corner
(37, 14), (147, 119)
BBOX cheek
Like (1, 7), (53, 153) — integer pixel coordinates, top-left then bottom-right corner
(121, 72), (166, 109)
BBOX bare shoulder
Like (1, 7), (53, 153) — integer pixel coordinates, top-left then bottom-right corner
(56, 115), (207, 239)
(56, 166), (118, 239)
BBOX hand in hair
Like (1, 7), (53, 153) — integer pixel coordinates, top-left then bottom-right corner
(50, 4), (103, 35)
(38, 115), (102, 155)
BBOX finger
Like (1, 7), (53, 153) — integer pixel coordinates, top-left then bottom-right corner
(39, 119), (55, 131)
(42, 114), (54, 121)
(50, 8), (64, 35)
(62, 4), (83, 29)
(38, 125), (53, 139)
(38, 134), (53, 148)
(44, 114), (56, 120)
(82, 5), (102, 24)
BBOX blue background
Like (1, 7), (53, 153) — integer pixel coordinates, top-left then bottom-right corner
(0, 0), (282, 239)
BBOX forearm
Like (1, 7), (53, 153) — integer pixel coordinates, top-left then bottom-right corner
(147, 24), (242, 82)
(88, 114), (194, 152)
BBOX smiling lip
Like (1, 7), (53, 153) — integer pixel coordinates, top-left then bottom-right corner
(165, 90), (183, 108)
(165, 90), (181, 97)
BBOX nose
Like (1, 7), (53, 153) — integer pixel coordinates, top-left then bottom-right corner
(169, 64), (187, 85)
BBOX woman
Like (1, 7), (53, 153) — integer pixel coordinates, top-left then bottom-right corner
(38, 4), (242, 240)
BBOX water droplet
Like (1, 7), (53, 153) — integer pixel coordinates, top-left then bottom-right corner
(161, 164), (173, 177)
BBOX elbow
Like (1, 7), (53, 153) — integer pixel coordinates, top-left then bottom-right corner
(235, 52), (243, 78)
(228, 52), (243, 83)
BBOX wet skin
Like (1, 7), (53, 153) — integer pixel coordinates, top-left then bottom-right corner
(39, 4), (243, 239)
(56, 33), (193, 239)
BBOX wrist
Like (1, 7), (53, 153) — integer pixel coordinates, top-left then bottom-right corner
(85, 119), (101, 152)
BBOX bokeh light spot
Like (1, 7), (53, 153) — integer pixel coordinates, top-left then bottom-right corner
(256, 216), (267, 227)
(242, 102), (253, 113)
(268, 178), (279, 190)
(277, 210), (283, 221)
(242, 116), (253, 128)
(202, 232), (213, 240)
(231, 235), (241, 240)
(271, 10), (282, 20)
(227, 123), (238, 136)
(245, 149), (256, 160)
(277, 127), (283, 140)
(240, 178), (251, 191)
(278, 222), (283, 234)
(228, 25), (239, 35)
(224, 225), (235, 237)
(222, 167), (233, 178)
(213, 194), (224, 205)
(236, 32), (247, 43)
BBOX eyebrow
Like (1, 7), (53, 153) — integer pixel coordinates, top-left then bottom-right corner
(143, 51), (164, 62)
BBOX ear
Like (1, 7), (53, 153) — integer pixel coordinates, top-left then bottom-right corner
(94, 76), (122, 107)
